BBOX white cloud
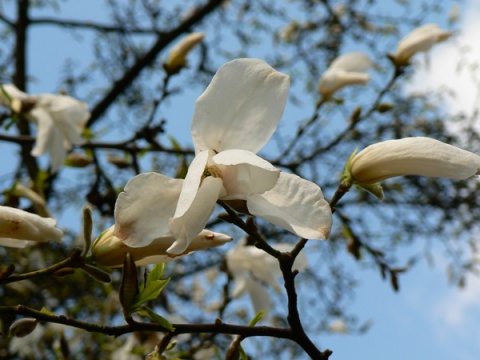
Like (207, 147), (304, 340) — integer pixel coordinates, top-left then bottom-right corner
(406, 0), (480, 117)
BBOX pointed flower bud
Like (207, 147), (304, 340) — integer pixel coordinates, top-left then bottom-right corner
(11, 183), (51, 217)
(0, 205), (63, 248)
(9, 318), (39, 337)
(318, 52), (371, 97)
(164, 32), (205, 75)
(92, 226), (232, 268)
(348, 137), (480, 185)
(393, 24), (452, 66)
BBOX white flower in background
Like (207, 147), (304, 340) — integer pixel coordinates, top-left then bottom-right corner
(114, 59), (333, 255)
(393, 24), (452, 66)
(225, 241), (308, 313)
(0, 205), (63, 248)
(349, 137), (480, 185)
(164, 32), (205, 74)
(92, 222), (232, 268)
(0, 84), (90, 173)
(317, 52), (371, 97)
(328, 318), (348, 333)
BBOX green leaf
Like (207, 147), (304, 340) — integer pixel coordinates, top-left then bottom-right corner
(40, 307), (56, 316)
(137, 306), (174, 332)
(248, 310), (266, 326)
(146, 263), (166, 287)
(130, 277), (170, 309)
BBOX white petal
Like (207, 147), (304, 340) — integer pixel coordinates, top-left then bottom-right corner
(318, 70), (370, 96)
(168, 176), (223, 254)
(175, 150), (212, 218)
(328, 52), (371, 73)
(246, 173), (332, 240)
(191, 58), (290, 154)
(246, 277), (272, 313)
(35, 94), (89, 146)
(28, 107), (55, 156)
(0, 238), (32, 248)
(213, 149), (280, 198)
(114, 173), (183, 247)
(231, 276), (248, 298)
(350, 137), (480, 184)
(0, 84), (28, 108)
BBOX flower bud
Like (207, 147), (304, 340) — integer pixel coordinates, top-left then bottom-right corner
(349, 137), (480, 185)
(66, 152), (93, 167)
(92, 226), (232, 268)
(164, 32), (205, 75)
(0, 205), (63, 248)
(107, 155), (131, 169)
(393, 24), (452, 66)
(318, 52), (371, 97)
(9, 318), (39, 337)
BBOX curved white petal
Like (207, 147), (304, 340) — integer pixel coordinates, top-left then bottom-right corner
(318, 70), (370, 96)
(329, 52), (371, 72)
(191, 58), (290, 154)
(246, 173), (332, 240)
(0, 84), (28, 108)
(350, 137), (480, 184)
(28, 107), (54, 156)
(175, 150), (212, 218)
(168, 176), (223, 254)
(213, 149), (280, 198)
(114, 173), (184, 247)
(246, 277), (272, 313)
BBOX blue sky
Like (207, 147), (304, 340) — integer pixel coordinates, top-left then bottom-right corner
(2, 0), (480, 359)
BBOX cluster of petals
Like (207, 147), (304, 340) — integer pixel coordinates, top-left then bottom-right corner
(92, 222), (232, 268)
(349, 137), (480, 185)
(225, 240), (307, 313)
(114, 58), (333, 255)
(0, 205), (63, 248)
(393, 24), (452, 66)
(0, 84), (90, 173)
(317, 52), (371, 97)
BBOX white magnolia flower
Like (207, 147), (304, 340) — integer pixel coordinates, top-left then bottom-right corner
(0, 84), (90, 173)
(114, 59), (333, 254)
(0, 205), (63, 248)
(225, 241), (307, 313)
(349, 137), (480, 185)
(92, 223), (232, 268)
(317, 52), (371, 97)
(393, 24), (452, 66)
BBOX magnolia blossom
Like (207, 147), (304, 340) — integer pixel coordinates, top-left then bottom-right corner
(114, 59), (333, 255)
(349, 137), (480, 185)
(225, 241), (307, 313)
(393, 24), (452, 66)
(164, 32), (205, 74)
(317, 52), (371, 97)
(0, 84), (90, 173)
(92, 224), (232, 268)
(0, 205), (63, 248)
